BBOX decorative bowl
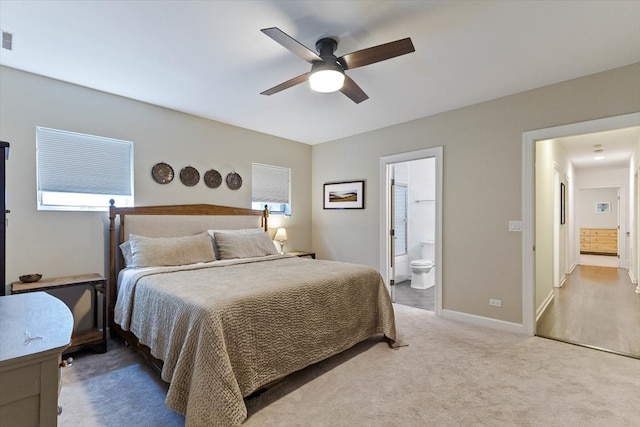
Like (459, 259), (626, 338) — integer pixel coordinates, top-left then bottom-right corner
(19, 274), (42, 283)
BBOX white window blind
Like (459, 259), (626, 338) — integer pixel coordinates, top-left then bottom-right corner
(251, 163), (290, 214)
(36, 127), (134, 211)
(394, 184), (408, 256)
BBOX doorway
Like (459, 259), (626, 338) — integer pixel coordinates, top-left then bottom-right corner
(379, 147), (443, 315)
(522, 112), (640, 358)
(390, 158), (436, 311)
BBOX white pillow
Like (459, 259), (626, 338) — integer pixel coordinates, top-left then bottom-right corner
(119, 241), (133, 267)
(208, 228), (264, 260)
(129, 232), (216, 268)
(214, 231), (279, 260)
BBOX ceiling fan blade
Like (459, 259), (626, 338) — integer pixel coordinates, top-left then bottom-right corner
(340, 75), (369, 104)
(261, 72), (310, 96)
(261, 27), (322, 63)
(338, 38), (415, 70)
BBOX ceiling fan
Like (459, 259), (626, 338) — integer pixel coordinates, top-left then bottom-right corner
(260, 27), (415, 104)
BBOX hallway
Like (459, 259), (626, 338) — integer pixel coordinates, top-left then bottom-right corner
(536, 264), (640, 358)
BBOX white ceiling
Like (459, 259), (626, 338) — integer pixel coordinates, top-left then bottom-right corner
(556, 126), (640, 170)
(1, 0), (639, 149)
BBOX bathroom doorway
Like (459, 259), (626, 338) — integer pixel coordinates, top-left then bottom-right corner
(392, 158), (436, 311)
(379, 147), (443, 315)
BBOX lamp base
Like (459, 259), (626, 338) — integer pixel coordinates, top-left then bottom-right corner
(279, 241), (285, 255)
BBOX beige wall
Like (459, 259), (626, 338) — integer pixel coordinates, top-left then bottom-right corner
(535, 139), (555, 309)
(312, 63), (640, 324)
(0, 66), (312, 294)
(3, 63), (639, 328)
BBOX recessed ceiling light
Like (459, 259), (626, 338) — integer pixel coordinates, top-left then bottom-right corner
(594, 156), (605, 160)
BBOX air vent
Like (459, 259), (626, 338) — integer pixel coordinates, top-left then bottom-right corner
(1, 30), (13, 51)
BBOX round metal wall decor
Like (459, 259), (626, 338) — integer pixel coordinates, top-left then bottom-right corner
(203, 169), (222, 189)
(151, 162), (174, 184)
(180, 166), (200, 187)
(226, 172), (243, 190)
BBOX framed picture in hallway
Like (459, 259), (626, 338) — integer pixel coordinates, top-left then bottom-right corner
(560, 182), (566, 224)
(595, 202), (611, 214)
(323, 180), (365, 209)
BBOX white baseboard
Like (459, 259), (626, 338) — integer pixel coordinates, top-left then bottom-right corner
(441, 309), (526, 334)
(559, 274), (567, 287)
(628, 269), (637, 284)
(536, 290), (554, 322)
(568, 262), (578, 274)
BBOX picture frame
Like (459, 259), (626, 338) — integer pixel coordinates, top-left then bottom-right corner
(595, 201), (611, 214)
(560, 182), (566, 225)
(323, 180), (365, 209)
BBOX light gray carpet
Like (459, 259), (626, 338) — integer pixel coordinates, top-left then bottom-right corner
(59, 304), (640, 426)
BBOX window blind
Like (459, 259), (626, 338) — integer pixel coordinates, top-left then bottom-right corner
(394, 184), (408, 256)
(37, 127), (133, 196)
(252, 163), (290, 204)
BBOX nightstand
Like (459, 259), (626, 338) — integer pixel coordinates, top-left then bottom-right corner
(11, 273), (107, 355)
(0, 292), (73, 427)
(287, 251), (316, 259)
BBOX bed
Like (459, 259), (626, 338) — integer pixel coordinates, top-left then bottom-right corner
(108, 202), (397, 426)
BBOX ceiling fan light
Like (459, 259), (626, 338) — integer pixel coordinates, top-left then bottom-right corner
(309, 69), (345, 93)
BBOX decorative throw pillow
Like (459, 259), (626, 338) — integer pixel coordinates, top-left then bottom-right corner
(214, 231), (279, 260)
(129, 232), (216, 268)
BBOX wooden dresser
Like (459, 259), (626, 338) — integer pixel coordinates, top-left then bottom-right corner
(580, 228), (618, 255)
(0, 292), (73, 426)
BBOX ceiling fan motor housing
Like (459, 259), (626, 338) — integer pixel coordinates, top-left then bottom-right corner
(315, 38), (338, 56)
(314, 38), (344, 72)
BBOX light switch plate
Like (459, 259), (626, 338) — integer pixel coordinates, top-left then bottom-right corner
(509, 221), (522, 232)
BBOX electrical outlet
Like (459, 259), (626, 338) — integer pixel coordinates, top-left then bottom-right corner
(508, 221), (522, 232)
(489, 298), (502, 307)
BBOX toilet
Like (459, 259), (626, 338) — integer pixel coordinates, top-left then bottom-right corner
(410, 241), (435, 289)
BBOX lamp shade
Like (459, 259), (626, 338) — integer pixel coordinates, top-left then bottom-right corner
(309, 61), (345, 93)
(274, 228), (288, 241)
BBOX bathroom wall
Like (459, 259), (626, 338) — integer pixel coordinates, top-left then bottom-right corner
(407, 158), (436, 262)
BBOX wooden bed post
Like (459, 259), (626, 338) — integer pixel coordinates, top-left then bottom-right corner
(108, 199), (118, 338)
(262, 205), (269, 231)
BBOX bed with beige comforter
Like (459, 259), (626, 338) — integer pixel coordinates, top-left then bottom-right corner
(114, 254), (396, 426)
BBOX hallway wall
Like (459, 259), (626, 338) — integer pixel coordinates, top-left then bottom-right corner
(407, 158), (435, 262)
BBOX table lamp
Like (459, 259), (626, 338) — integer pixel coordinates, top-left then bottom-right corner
(274, 228), (288, 254)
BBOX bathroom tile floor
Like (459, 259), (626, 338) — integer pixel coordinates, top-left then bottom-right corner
(394, 280), (434, 311)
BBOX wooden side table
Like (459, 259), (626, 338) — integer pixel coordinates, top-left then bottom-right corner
(11, 273), (107, 355)
(287, 251), (316, 259)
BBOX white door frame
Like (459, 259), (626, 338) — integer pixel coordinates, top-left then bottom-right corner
(522, 112), (640, 336)
(379, 146), (443, 315)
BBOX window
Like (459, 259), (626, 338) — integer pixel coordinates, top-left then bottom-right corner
(251, 163), (291, 215)
(36, 127), (134, 211)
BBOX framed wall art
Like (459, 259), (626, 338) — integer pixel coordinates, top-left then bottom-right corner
(595, 201), (611, 214)
(560, 182), (565, 224)
(323, 180), (365, 209)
